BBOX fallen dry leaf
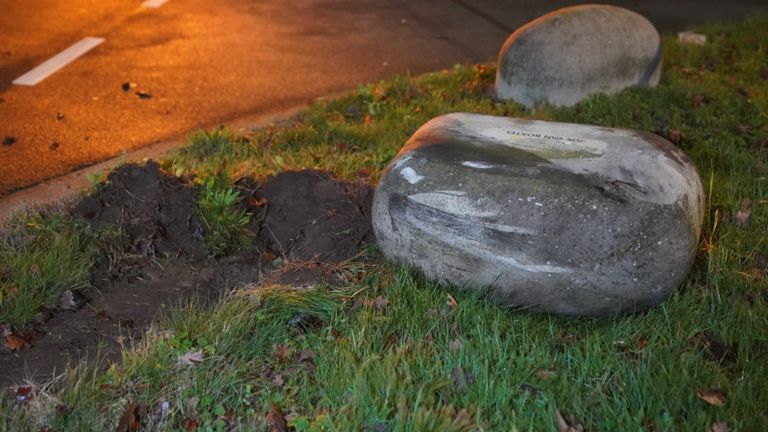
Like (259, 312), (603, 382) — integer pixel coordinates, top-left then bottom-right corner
(95, 310), (110, 321)
(446, 294), (458, 309)
(15, 386), (33, 405)
(678, 31), (707, 45)
(536, 368), (558, 380)
(177, 350), (204, 367)
(297, 349), (316, 370)
(267, 402), (288, 432)
(697, 388), (727, 406)
(555, 410), (585, 432)
(734, 210), (750, 226)
(272, 344), (292, 363)
(4, 334), (30, 352)
(249, 197), (268, 207)
(691, 93), (706, 107)
(710, 421), (730, 432)
(449, 338), (463, 354)
(181, 418), (199, 432)
(739, 268), (764, 283)
(116, 403), (144, 432)
(668, 129), (683, 145)
(451, 367), (474, 388)
(272, 373), (285, 388)
(369, 296), (389, 310)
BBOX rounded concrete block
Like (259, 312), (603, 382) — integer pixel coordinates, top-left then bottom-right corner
(495, 4), (662, 108)
(372, 113), (704, 316)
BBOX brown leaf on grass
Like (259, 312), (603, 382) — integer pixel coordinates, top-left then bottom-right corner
(272, 373), (285, 388)
(741, 198), (752, 210)
(369, 296), (389, 310)
(297, 350), (316, 371)
(555, 410), (585, 432)
(697, 388), (727, 406)
(181, 418), (199, 432)
(734, 210), (750, 226)
(95, 310), (110, 321)
(691, 93), (706, 107)
(176, 350), (204, 367)
(739, 268), (765, 283)
(261, 251), (277, 262)
(267, 402), (288, 432)
(4, 334), (30, 352)
(449, 338), (463, 354)
(249, 197), (268, 208)
(451, 367), (474, 388)
(710, 421), (730, 432)
(446, 294), (458, 309)
(115, 403), (144, 432)
(272, 344), (292, 363)
(668, 129), (683, 145)
(535, 368), (558, 380)
(15, 386), (33, 405)
(691, 333), (738, 364)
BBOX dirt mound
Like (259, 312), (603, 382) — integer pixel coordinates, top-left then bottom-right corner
(248, 170), (373, 262)
(2, 165), (376, 386)
(73, 161), (206, 259)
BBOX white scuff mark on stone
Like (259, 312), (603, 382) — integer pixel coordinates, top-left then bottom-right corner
(534, 202), (543, 207)
(496, 255), (571, 273)
(477, 221), (536, 235)
(408, 192), (497, 218)
(462, 161), (495, 169)
(435, 190), (466, 196)
(391, 154), (413, 171)
(400, 167), (424, 184)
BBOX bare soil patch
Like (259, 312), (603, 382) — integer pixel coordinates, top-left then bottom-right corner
(0, 163), (374, 386)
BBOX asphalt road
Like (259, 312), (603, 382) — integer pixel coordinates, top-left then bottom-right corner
(1, 0), (766, 196)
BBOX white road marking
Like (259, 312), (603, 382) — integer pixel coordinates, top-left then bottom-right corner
(12, 37), (104, 86)
(141, 0), (169, 8)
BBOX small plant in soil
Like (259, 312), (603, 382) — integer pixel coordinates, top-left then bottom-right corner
(198, 177), (252, 257)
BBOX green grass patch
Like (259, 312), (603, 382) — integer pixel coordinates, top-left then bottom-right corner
(2, 15), (768, 432)
(0, 213), (101, 329)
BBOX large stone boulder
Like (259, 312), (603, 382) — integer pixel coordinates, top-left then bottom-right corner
(495, 4), (662, 108)
(372, 113), (704, 316)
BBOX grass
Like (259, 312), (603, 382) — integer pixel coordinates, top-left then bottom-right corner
(2, 15), (768, 431)
(0, 212), (98, 328)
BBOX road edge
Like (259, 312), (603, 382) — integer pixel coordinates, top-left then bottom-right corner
(0, 104), (311, 229)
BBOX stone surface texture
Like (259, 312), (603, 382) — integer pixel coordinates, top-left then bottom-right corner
(495, 4), (662, 108)
(372, 113), (705, 316)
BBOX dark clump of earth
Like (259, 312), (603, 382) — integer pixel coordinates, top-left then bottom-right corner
(73, 161), (207, 259)
(0, 162), (375, 387)
(248, 170), (373, 261)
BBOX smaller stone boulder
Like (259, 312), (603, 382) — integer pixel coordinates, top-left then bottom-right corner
(372, 113), (704, 316)
(495, 4), (662, 108)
